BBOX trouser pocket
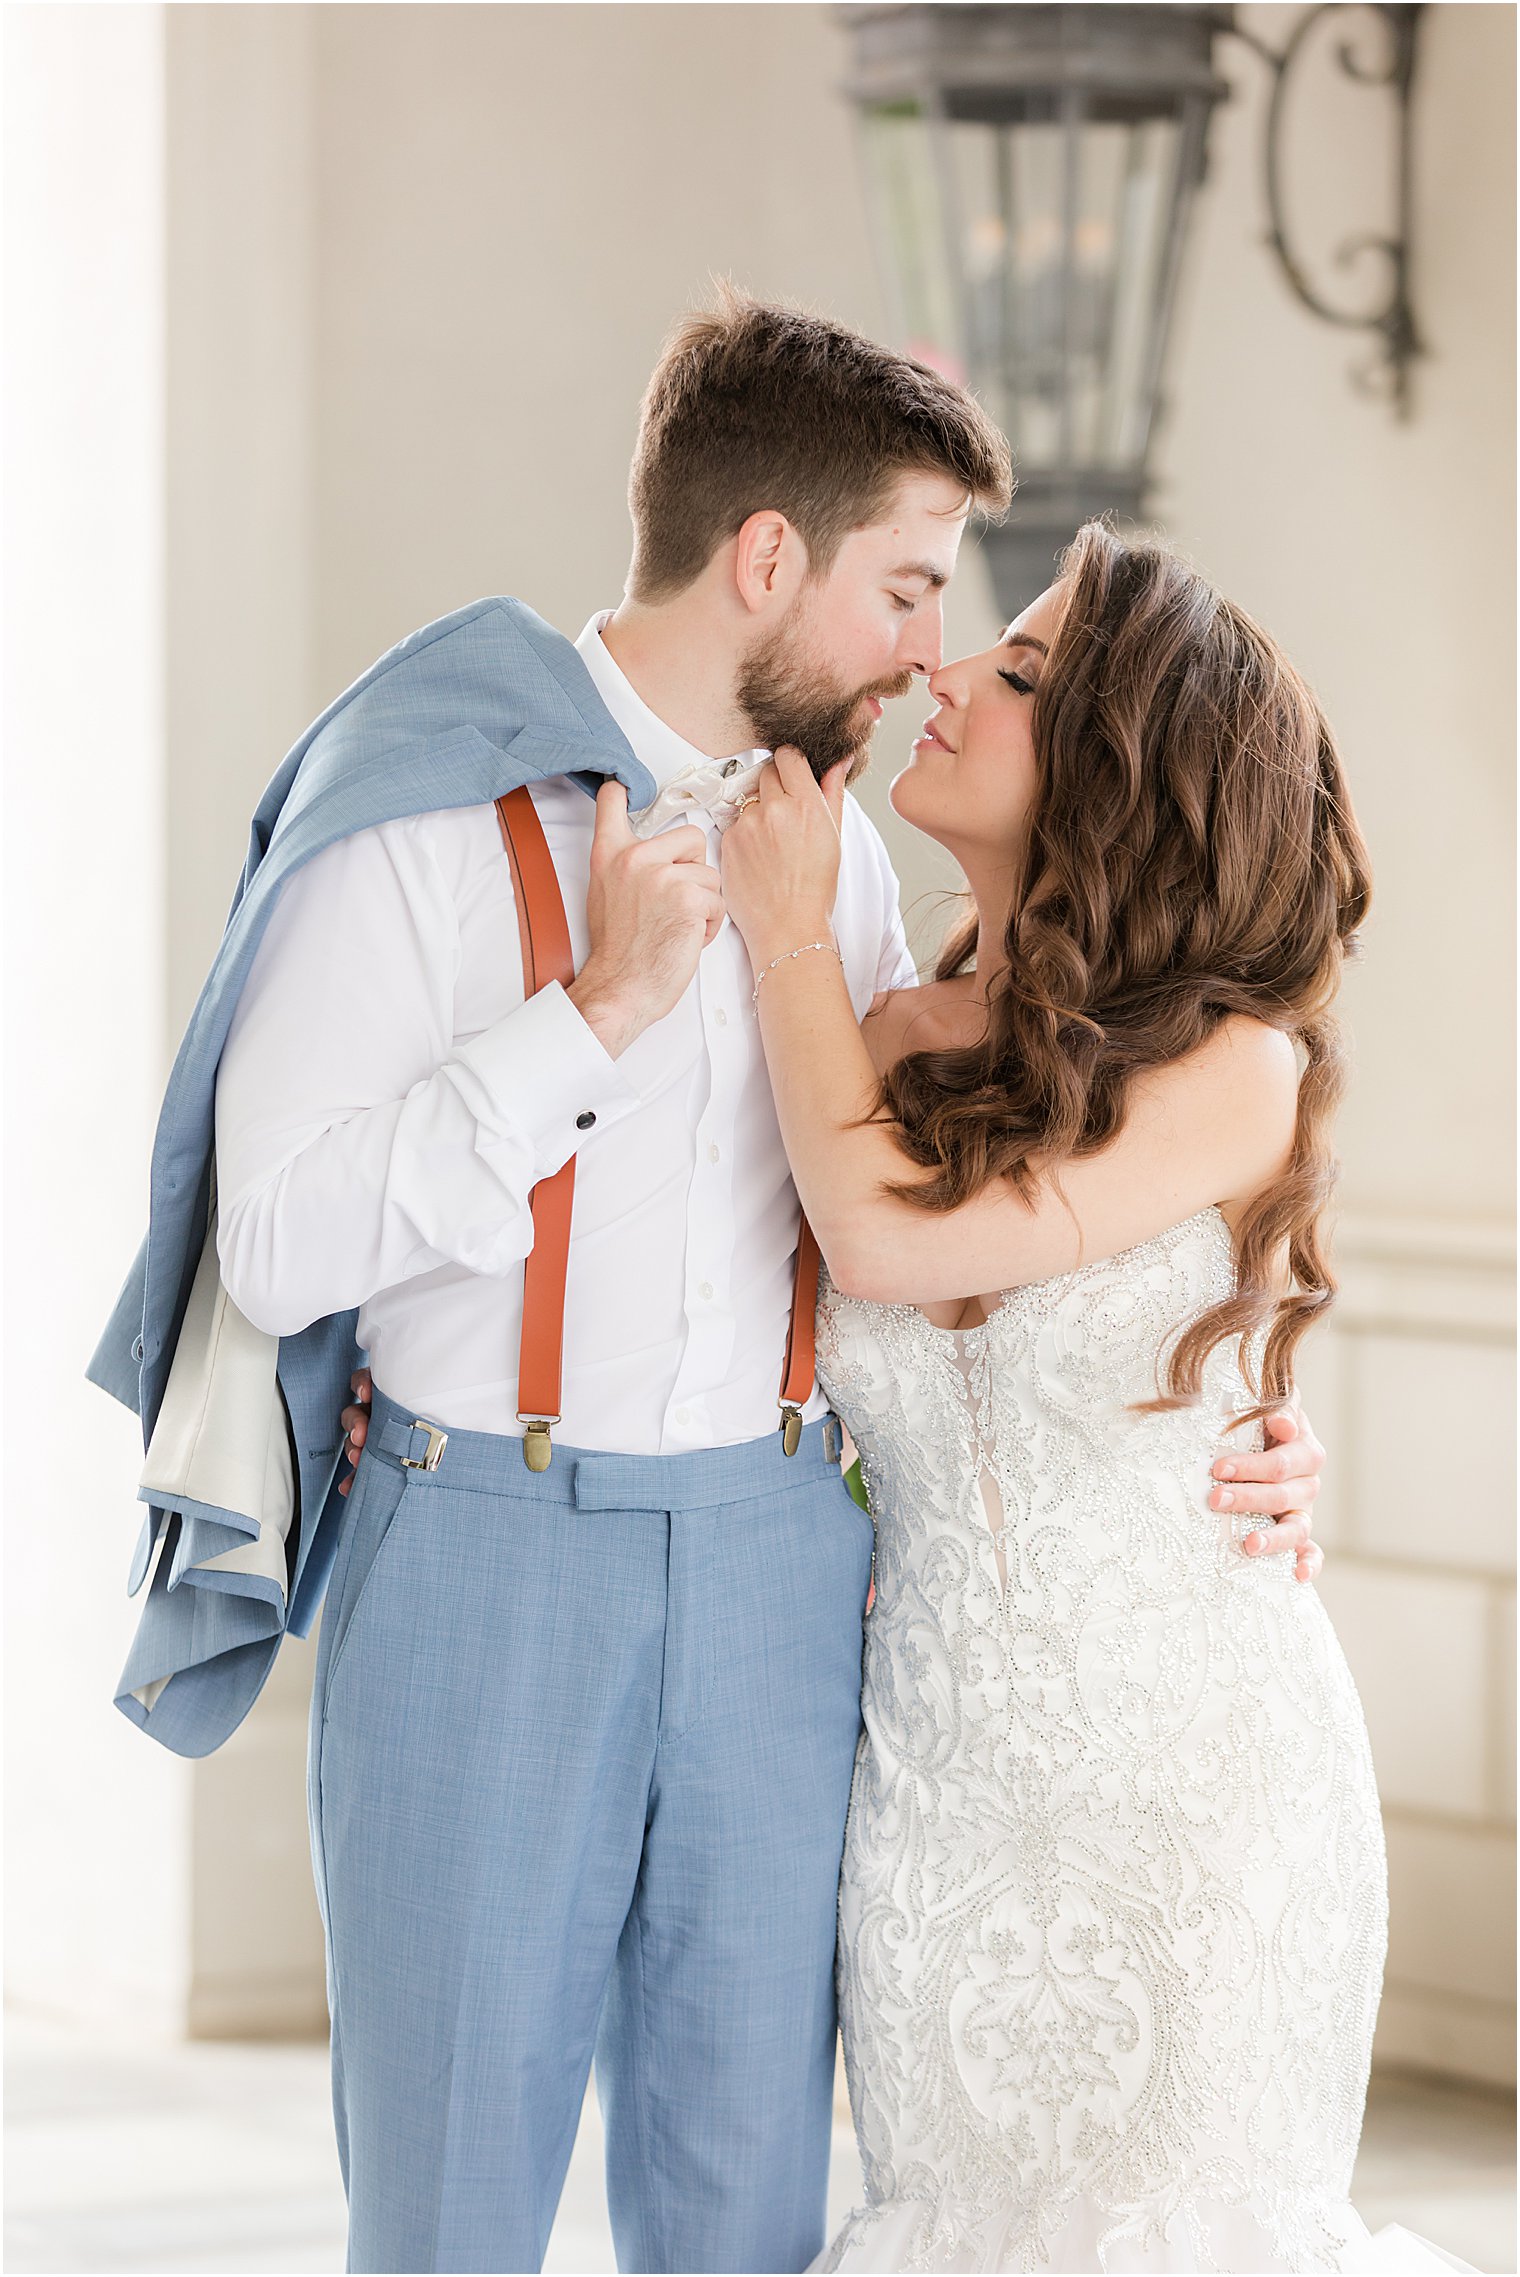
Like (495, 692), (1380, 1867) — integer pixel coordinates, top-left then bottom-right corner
(317, 1455), (413, 1715)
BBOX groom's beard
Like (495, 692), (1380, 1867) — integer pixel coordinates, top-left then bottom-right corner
(736, 621), (914, 783)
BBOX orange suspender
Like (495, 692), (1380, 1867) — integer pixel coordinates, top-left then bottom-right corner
(496, 790), (577, 1470)
(777, 1219), (822, 1456)
(493, 788), (820, 1470)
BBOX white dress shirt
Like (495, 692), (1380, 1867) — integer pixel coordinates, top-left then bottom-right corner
(214, 612), (917, 1456)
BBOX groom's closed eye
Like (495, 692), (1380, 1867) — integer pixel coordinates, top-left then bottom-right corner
(886, 558), (950, 613)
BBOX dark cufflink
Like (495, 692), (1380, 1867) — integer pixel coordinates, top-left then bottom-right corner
(576, 1110), (596, 1130)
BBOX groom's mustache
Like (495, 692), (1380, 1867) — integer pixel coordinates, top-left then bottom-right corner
(745, 665), (920, 785)
(861, 671), (916, 706)
(824, 671), (917, 786)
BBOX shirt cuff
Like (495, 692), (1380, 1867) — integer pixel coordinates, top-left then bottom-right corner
(445, 980), (642, 1180)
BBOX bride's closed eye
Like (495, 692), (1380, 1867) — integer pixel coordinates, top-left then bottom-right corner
(997, 666), (1036, 696)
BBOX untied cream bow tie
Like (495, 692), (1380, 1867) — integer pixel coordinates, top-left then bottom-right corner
(626, 750), (771, 840)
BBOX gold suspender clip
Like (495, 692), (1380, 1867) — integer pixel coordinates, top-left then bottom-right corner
(779, 1404), (804, 1458)
(521, 1418), (558, 1472)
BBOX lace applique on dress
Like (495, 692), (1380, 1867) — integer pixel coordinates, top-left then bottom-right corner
(948, 1326), (1010, 1592)
(809, 1210), (1455, 2276)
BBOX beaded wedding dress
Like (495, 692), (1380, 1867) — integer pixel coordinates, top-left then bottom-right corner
(813, 1208), (1473, 2276)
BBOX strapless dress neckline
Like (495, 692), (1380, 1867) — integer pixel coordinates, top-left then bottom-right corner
(827, 1203), (1232, 1345)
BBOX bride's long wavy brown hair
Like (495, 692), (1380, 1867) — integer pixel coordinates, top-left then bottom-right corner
(879, 519), (1372, 1414)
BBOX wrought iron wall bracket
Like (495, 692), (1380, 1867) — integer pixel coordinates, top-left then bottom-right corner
(1231, 3), (1423, 417)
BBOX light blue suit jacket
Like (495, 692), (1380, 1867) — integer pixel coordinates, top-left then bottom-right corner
(87, 599), (656, 1758)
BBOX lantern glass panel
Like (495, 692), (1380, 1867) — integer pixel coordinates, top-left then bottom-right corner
(1095, 115), (1185, 469)
(948, 107), (1183, 474)
(859, 103), (965, 380)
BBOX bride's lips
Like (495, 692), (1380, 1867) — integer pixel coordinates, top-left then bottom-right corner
(913, 719), (955, 754)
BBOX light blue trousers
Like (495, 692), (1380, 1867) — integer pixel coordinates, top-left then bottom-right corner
(307, 1383), (874, 2275)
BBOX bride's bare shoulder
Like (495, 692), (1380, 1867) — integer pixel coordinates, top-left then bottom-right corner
(862, 978), (988, 1074)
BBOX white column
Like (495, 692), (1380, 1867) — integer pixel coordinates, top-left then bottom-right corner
(2, 3), (192, 2035)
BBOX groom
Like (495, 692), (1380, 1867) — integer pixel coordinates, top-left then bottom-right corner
(206, 292), (1325, 2276)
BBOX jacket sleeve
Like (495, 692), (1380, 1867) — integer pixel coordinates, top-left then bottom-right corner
(86, 1232), (150, 1414)
(214, 810), (639, 1337)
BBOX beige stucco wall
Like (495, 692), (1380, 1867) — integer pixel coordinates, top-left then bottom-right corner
(1157, 0), (1517, 2088)
(1163, 1), (1516, 1228)
(10, 3), (1513, 2087)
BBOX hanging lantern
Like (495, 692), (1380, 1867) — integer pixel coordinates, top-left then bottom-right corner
(841, 3), (1233, 616)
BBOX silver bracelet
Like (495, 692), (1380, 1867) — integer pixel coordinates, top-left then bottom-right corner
(751, 939), (840, 1006)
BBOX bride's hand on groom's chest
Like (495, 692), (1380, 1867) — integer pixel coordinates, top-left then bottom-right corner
(718, 746), (845, 953)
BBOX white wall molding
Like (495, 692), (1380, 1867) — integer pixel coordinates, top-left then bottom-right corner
(1303, 1207), (1515, 2085)
(1334, 1212), (1515, 1342)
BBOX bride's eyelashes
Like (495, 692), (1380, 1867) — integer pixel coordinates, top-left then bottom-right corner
(997, 666), (1036, 696)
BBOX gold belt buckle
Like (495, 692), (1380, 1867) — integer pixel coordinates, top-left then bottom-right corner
(400, 1420), (448, 1472)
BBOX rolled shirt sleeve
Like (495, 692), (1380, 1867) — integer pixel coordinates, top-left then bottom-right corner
(214, 811), (638, 1338)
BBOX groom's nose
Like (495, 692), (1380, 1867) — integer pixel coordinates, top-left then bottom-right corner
(898, 595), (945, 677)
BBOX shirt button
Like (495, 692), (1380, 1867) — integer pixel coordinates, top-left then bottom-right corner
(713, 1008), (728, 1027)
(699, 1281), (714, 1301)
(707, 1143), (720, 1164)
(575, 1110), (596, 1130)
(675, 1407), (692, 1426)
(721, 758), (741, 778)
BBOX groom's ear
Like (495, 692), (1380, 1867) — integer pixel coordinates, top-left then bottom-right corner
(735, 509), (802, 614)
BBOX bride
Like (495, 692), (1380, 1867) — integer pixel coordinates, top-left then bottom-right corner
(719, 522), (1472, 2276)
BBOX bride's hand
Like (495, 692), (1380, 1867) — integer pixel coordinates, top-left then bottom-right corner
(720, 746), (848, 967)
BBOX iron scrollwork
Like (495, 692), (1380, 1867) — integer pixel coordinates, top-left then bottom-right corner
(1233, 3), (1423, 416)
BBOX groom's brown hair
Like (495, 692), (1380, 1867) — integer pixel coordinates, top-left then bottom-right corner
(627, 285), (1012, 602)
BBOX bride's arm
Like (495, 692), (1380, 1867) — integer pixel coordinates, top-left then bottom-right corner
(758, 951), (1294, 1303)
(722, 750), (1297, 1306)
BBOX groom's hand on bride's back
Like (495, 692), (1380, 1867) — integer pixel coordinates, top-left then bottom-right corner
(1209, 1405), (1326, 1583)
(338, 1369), (372, 1497)
(567, 781), (724, 1059)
